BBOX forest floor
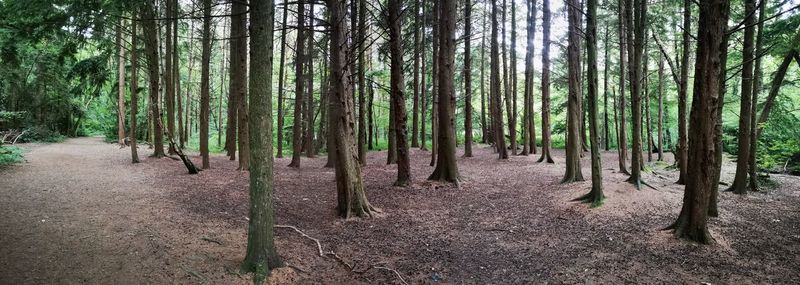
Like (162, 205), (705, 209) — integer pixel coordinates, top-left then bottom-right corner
(1, 137), (799, 284)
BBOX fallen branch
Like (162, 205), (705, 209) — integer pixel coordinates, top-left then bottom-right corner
(374, 266), (410, 285)
(201, 237), (223, 245)
(275, 225), (324, 256)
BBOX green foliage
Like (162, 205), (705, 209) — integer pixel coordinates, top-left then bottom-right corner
(17, 125), (65, 143)
(0, 145), (23, 165)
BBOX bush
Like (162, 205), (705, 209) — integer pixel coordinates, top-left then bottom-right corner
(0, 145), (24, 165)
(17, 126), (66, 143)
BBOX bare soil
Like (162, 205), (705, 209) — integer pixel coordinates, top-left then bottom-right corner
(1, 137), (799, 284)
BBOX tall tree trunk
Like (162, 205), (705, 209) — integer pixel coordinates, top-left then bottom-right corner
(165, 0), (176, 155)
(429, 0), (460, 183)
(562, 0), (584, 183)
(217, 23), (227, 148)
(522, 0), (537, 156)
(130, 14), (140, 163)
(676, 0), (691, 184)
(537, 0), (553, 163)
(430, 0), (440, 166)
(183, 17), (196, 147)
(389, 0), (410, 185)
(644, 47), (653, 163)
(412, 0), (421, 148)
(603, 23), (610, 151)
(232, 0), (250, 170)
(727, 0), (757, 194)
(491, 0), (508, 159)
(480, 7), (488, 145)
(241, 0), (282, 280)
(420, 0), (427, 151)
(174, 0), (183, 150)
(327, 0), (378, 218)
(116, 18), (127, 147)
(199, 0), (212, 169)
(289, 1), (306, 168)
(305, 2), (316, 158)
(666, 0), (729, 245)
(576, 0), (604, 206)
(510, 0), (518, 155)
(615, 0), (629, 175)
(502, 0), (516, 155)
(276, 1), (289, 158)
(625, 0), (646, 189)
(225, 6), (238, 160)
(463, 0), (473, 157)
(357, 0), (368, 165)
(143, 0), (165, 158)
(748, 0), (768, 192)
(657, 52), (664, 161)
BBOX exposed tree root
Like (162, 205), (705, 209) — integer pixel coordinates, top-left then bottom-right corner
(572, 190), (605, 208)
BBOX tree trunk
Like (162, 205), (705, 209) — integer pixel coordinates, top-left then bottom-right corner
(603, 23), (610, 151)
(116, 18), (127, 147)
(615, 0), (629, 175)
(389, 0), (410, 186)
(276, 2), (289, 158)
(624, 0), (646, 188)
(676, 0), (691, 184)
(412, 0), (421, 148)
(165, 0), (176, 155)
(430, 0), (440, 166)
(289, 1), (306, 168)
(232, 0), (250, 170)
(241, 0), (282, 280)
(727, 0), (757, 195)
(537, 0), (553, 163)
(304, 2), (316, 159)
(143, 0), (165, 158)
(199, 0), (212, 169)
(463, 0), (473, 157)
(429, 0), (460, 183)
(562, 0), (584, 183)
(491, 0), (508, 159)
(217, 23), (227, 148)
(509, 0), (518, 155)
(502, 0), (516, 156)
(174, 0), (183, 150)
(575, 0), (604, 206)
(480, 7), (488, 145)
(357, 0), (367, 165)
(748, 0), (768, 192)
(657, 52), (664, 161)
(666, 0), (729, 245)
(521, 0), (536, 156)
(327, 0), (378, 218)
(420, 0), (427, 151)
(130, 14), (140, 164)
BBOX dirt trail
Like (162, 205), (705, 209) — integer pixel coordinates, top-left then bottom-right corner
(1, 137), (799, 284)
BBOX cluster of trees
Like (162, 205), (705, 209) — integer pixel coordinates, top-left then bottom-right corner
(2, 0), (800, 281)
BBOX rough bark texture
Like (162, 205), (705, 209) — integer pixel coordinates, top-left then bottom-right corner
(389, 0), (410, 186)
(412, 0), (421, 148)
(328, 0), (378, 218)
(676, 0), (691, 184)
(130, 14), (140, 164)
(304, 2), (315, 159)
(116, 19), (126, 147)
(748, 0), (768, 192)
(288, 1), (306, 168)
(728, 0), (756, 195)
(575, 0), (604, 206)
(164, 0), (176, 155)
(430, 0), (440, 166)
(657, 53), (664, 161)
(666, 0), (729, 245)
(537, 0), (553, 163)
(276, 2), (289, 158)
(615, 0), (629, 175)
(233, 0), (250, 170)
(357, 0), (367, 165)
(625, 0), (646, 189)
(480, 7), (488, 145)
(491, 0), (508, 159)
(199, 0), (211, 169)
(241, 0), (282, 281)
(428, 0), (460, 183)
(143, 0), (165, 158)
(502, 0), (516, 156)
(603, 24), (610, 151)
(522, 0), (537, 156)
(174, 0), (183, 151)
(562, 0), (584, 184)
(463, 0), (473, 158)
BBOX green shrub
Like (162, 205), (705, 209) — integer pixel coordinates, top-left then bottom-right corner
(17, 126), (66, 143)
(0, 145), (24, 165)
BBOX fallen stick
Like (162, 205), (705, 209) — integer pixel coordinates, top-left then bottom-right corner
(275, 225), (324, 256)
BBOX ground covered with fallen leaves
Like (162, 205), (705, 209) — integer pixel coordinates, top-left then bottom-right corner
(1, 137), (799, 284)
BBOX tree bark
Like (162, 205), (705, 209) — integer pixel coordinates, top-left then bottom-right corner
(480, 6), (489, 145)
(666, 0), (729, 245)
(116, 18), (127, 147)
(624, 0), (646, 189)
(603, 23), (610, 151)
(357, 0), (367, 165)
(165, 0), (176, 155)
(233, 0), (250, 170)
(491, 0), (508, 159)
(174, 0), (183, 150)
(748, 0), (768, 192)
(562, 0), (584, 183)
(430, 0), (440, 166)
(130, 13), (140, 164)
(241, 0), (282, 280)
(537, 0), (553, 163)
(463, 0), (473, 157)
(276, 1), (289, 158)
(199, 0), (212, 169)
(522, 0), (537, 156)
(412, 0), (421, 148)
(676, 0), (691, 184)
(657, 52), (664, 161)
(143, 0), (165, 158)
(502, 0), (516, 156)
(288, 1), (306, 168)
(615, 0), (629, 175)
(429, 0), (460, 183)
(389, 0), (410, 186)
(727, 0), (757, 194)
(304, 2), (316, 158)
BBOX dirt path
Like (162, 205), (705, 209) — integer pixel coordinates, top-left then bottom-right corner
(2, 137), (799, 284)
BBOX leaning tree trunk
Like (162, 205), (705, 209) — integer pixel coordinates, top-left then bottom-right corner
(562, 0), (584, 184)
(288, 0), (306, 168)
(428, 0), (460, 183)
(327, 0), (378, 218)
(389, 0), (410, 186)
(537, 0), (554, 163)
(666, 0), (729, 245)
(241, 0), (282, 280)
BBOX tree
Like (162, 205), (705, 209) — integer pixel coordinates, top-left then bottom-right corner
(288, 0), (306, 168)
(199, 0), (212, 169)
(537, 0), (553, 163)
(130, 12), (140, 164)
(502, 0), (516, 155)
(748, 0), (768, 192)
(357, 0), (368, 165)
(389, 0), (410, 186)
(615, 0), (629, 175)
(142, 0), (165, 158)
(429, 0), (460, 183)
(241, 0), (282, 281)
(490, 0), (508, 159)
(164, 0), (176, 155)
(666, 0), (730, 245)
(521, 0), (537, 156)
(657, 52), (664, 161)
(412, 0), (421, 148)
(624, 0), (647, 189)
(232, 0), (250, 170)
(174, 0), (183, 152)
(727, 0), (757, 195)
(276, 1), (290, 158)
(480, 5), (489, 145)
(327, 0), (378, 218)
(304, 2), (316, 159)
(676, 0), (691, 184)
(575, 0), (603, 206)
(116, 18), (126, 147)
(430, 0), (440, 166)
(562, 0), (584, 183)
(463, 0), (473, 158)
(603, 23), (611, 151)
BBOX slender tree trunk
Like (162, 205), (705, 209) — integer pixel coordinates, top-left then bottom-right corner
(357, 0), (368, 164)
(463, 0), (473, 157)
(389, 0), (410, 185)
(305, 2), (316, 158)
(615, 0), (630, 175)
(645, 49), (653, 163)
(576, 0), (604, 205)
(603, 23), (610, 151)
(420, 1), (427, 151)
(130, 14), (140, 163)
(327, 0), (377, 218)
(165, 0), (176, 155)
(749, 0), (768, 192)
(490, 0), (508, 159)
(676, 0), (691, 184)
(368, 78), (375, 151)
(537, 0), (553, 163)
(562, 0), (584, 183)
(288, 1), (306, 168)
(657, 52), (664, 161)
(116, 18), (127, 147)
(232, 0), (250, 170)
(143, 0), (165, 158)
(502, 0), (516, 155)
(183, 17), (196, 147)
(217, 23), (227, 148)
(625, 0), (646, 188)
(174, 0), (183, 150)
(727, 0), (757, 194)
(225, 7), (238, 160)
(480, 7), (488, 145)
(199, 0), (212, 169)
(412, 0), (421, 148)
(276, 1), (289, 158)
(429, 0), (460, 183)
(510, 0), (518, 155)
(666, 0), (729, 244)
(241, 0), (282, 279)
(522, 0), (537, 156)
(430, 0), (440, 166)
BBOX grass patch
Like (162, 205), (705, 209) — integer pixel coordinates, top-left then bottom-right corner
(0, 145), (24, 165)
